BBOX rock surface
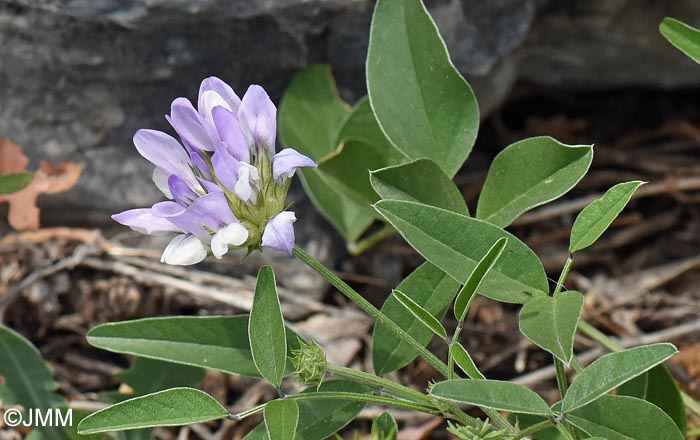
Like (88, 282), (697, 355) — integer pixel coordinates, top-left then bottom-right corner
(1, 0), (699, 223)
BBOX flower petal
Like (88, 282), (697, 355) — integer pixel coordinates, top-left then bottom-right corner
(211, 147), (239, 192)
(161, 234), (208, 266)
(272, 148), (317, 182)
(238, 85), (277, 154)
(262, 211), (296, 255)
(150, 201), (207, 240)
(151, 201), (187, 218)
(168, 174), (196, 205)
(112, 208), (180, 235)
(212, 106), (249, 162)
(133, 129), (193, 182)
(211, 222), (249, 258)
(188, 191), (236, 230)
(169, 98), (213, 152)
(152, 168), (173, 199)
(234, 162), (260, 202)
(190, 151), (212, 179)
(198, 77), (241, 119)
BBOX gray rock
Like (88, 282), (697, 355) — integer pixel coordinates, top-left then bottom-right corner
(1, 0), (699, 226)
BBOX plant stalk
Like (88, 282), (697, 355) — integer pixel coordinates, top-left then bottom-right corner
(294, 245), (449, 377)
(326, 364), (431, 406)
(287, 391), (439, 414)
(555, 423), (576, 440)
(294, 245), (514, 432)
(512, 420), (554, 440)
(348, 226), (396, 256)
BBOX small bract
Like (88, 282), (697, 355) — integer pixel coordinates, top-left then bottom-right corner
(113, 78), (316, 265)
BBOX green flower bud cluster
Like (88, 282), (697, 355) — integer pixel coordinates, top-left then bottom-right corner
(290, 338), (327, 386)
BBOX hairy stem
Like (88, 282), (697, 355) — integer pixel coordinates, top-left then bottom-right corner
(553, 255), (573, 400)
(553, 255), (573, 297)
(326, 364), (431, 405)
(294, 245), (513, 431)
(287, 391), (440, 414)
(555, 423), (576, 440)
(294, 245), (449, 377)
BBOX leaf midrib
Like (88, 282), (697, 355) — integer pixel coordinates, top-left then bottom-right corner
(483, 151), (590, 224)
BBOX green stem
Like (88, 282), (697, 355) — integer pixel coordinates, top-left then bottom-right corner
(229, 404), (266, 421)
(553, 255), (574, 400)
(555, 360), (569, 397)
(553, 255), (573, 297)
(447, 323), (463, 381)
(348, 226), (396, 256)
(294, 245), (513, 432)
(326, 364), (431, 406)
(287, 391), (440, 414)
(578, 320), (623, 351)
(293, 245), (449, 377)
(555, 423), (576, 440)
(685, 427), (700, 439)
(512, 420), (554, 440)
(570, 357), (584, 374)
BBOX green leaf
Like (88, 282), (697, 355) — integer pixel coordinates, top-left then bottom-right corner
(64, 409), (112, 440)
(279, 64), (349, 161)
(298, 169), (375, 243)
(367, 0), (479, 177)
(264, 400), (299, 440)
(250, 266), (287, 387)
(112, 357), (206, 399)
(100, 358), (206, 440)
(372, 263), (459, 375)
(519, 291), (584, 364)
(278, 64), (374, 243)
(393, 289), (447, 339)
(561, 343), (678, 412)
(374, 200), (548, 303)
(454, 237), (508, 321)
(476, 137), (593, 228)
(660, 17), (700, 64)
(450, 343), (485, 380)
(319, 98), (405, 206)
(0, 172), (34, 195)
(372, 412), (398, 440)
(244, 381), (370, 440)
(430, 379), (551, 416)
(567, 395), (684, 440)
(370, 159), (469, 215)
(87, 316), (299, 377)
(78, 388), (227, 434)
(618, 365), (687, 434)
(0, 325), (69, 440)
(569, 181), (645, 253)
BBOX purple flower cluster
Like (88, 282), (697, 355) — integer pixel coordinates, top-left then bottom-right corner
(113, 78), (316, 265)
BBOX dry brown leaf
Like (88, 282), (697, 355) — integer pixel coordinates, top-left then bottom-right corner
(673, 342), (700, 379)
(0, 139), (82, 231)
(0, 139), (29, 175)
(397, 417), (443, 440)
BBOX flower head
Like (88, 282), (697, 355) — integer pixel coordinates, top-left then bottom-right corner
(113, 78), (316, 265)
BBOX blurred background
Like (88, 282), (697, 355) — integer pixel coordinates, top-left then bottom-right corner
(2, 0), (700, 438)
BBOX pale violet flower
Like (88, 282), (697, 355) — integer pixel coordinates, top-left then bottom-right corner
(261, 212), (297, 255)
(112, 78), (316, 265)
